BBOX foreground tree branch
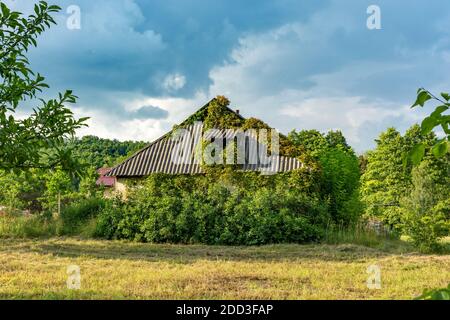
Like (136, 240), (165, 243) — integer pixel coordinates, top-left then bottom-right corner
(0, 1), (88, 173)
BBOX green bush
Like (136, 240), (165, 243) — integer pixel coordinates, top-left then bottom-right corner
(95, 172), (330, 245)
(400, 161), (450, 252)
(402, 206), (449, 253)
(94, 197), (127, 239)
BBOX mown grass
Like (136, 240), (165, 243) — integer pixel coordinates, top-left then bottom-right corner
(0, 237), (448, 300)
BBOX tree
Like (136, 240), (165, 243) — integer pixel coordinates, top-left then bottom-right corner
(360, 128), (408, 230)
(325, 130), (352, 153)
(0, 168), (46, 211)
(67, 135), (147, 169)
(358, 154), (368, 175)
(400, 159), (450, 252)
(319, 147), (361, 225)
(288, 129), (362, 225)
(288, 129), (328, 158)
(0, 170), (22, 210)
(409, 88), (449, 164)
(0, 1), (87, 171)
(42, 168), (75, 213)
(361, 124), (448, 233)
(78, 166), (101, 198)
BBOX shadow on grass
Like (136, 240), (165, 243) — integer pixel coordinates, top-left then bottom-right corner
(0, 237), (430, 264)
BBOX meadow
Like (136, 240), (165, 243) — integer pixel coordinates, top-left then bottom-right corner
(0, 237), (448, 300)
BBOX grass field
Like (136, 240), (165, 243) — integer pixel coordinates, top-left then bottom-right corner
(0, 237), (448, 300)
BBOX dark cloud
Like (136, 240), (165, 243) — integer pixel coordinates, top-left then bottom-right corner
(131, 105), (168, 119)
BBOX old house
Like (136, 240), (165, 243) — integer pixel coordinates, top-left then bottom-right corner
(106, 97), (303, 194)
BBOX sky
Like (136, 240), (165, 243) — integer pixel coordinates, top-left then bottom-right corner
(5, 0), (450, 153)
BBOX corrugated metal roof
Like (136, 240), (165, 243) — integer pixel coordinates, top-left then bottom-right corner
(108, 121), (303, 177)
(107, 99), (304, 178)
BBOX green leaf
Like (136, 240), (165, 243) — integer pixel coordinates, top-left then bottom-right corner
(412, 90), (432, 108)
(432, 141), (448, 158)
(409, 143), (425, 165)
(420, 116), (437, 135)
(441, 92), (450, 101)
(402, 153), (408, 169)
(1, 3), (10, 17)
(430, 105), (449, 118)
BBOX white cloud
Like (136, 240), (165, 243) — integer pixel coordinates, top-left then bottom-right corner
(162, 73), (187, 91)
(280, 96), (417, 145)
(205, 16), (432, 152)
(74, 91), (208, 143)
(73, 106), (165, 142)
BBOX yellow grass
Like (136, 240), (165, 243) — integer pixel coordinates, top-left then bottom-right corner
(0, 238), (448, 300)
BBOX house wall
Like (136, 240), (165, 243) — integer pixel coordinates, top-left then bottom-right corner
(114, 178), (129, 199)
(113, 177), (147, 199)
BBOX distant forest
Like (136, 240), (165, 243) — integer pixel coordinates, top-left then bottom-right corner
(68, 136), (148, 169)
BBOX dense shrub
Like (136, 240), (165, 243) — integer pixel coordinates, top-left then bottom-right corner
(400, 161), (450, 252)
(60, 198), (105, 234)
(319, 147), (362, 226)
(288, 129), (363, 226)
(95, 171), (330, 245)
(93, 198), (124, 239)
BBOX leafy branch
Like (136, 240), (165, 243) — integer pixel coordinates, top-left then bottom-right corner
(0, 1), (88, 172)
(408, 88), (449, 164)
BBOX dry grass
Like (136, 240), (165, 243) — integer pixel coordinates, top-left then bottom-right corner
(0, 238), (448, 300)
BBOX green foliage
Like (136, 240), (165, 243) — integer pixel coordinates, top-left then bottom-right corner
(358, 154), (368, 174)
(0, 198), (106, 238)
(95, 171), (330, 245)
(67, 135), (147, 169)
(41, 168), (76, 212)
(0, 171), (23, 210)
(409, 88), (450, 164)
(0, 169), (46, 211)
(319, 148), (362, 225)
(288, 129), (328, 158)
(400, 160), (450, 252)
(325, 130), (352, 153)
(288, 129), (362, 226)
(0, 1), (87, 171)
(415, 284), (450, 300)
(361, 128), (412, 230)
(0, 164), (102, 214)
(0, 197), (105, 238)
(0, 133), (135, 214)
(203, 96), (243, 130)
(94, 197), (125, 239)
(361, 124), (449, 251)
(78, 166), (101, 197)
